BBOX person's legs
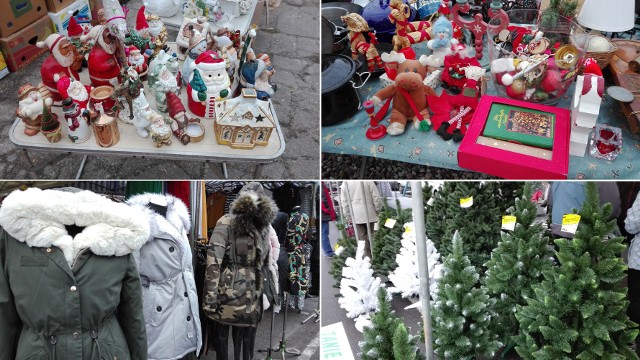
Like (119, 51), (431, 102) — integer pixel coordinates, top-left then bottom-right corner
(321, 220), (334, 257)
(356, 223), (372, 259)
(211, 322), (230, 360)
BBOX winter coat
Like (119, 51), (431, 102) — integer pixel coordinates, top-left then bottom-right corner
(203, 190), (278, 327)
(127, 193), (202, 360)
(286, 209), (310, 297)
(321, 184), (336, 222)
(0, 188), (149, 360)
(268, 225), (281, 298)
(340, 181), (382, 224)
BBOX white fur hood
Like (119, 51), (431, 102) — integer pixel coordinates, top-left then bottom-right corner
(0, 188), (151, 265)
(126, 192), (191, 243)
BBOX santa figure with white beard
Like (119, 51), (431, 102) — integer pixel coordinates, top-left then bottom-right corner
(147, 14), (168, 58)
(55, 75), (93, 112)
(82, 25), (122, 87)
(16, 84), (53, 136)
(36, 34), (80, 104)
(187, 51), (231, 118)
(150, 62), (180, 113)
(127, 46), (149, 80)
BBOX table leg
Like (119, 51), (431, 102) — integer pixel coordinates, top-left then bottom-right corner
(20, 149), (34, 167)
(253, 163), (264, 178)
(220, 162), (229, 179)
(76, 155), (88, 180)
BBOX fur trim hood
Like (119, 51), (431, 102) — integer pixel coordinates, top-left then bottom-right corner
(126, 192), (191, 242)
(230, 190), (278, 237)
(0, 188), (151, 265)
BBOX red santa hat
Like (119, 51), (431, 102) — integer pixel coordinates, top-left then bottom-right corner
(194, 51), (226, 71)
(67, 15), (84, 37)
(55, 75), (72, 99)
(126, 45), (140, 57)
(583, 57), (603, 77)
(36, 34), (65, 54)
(136, 6), (149, 31)
(167, 92), (186, 118)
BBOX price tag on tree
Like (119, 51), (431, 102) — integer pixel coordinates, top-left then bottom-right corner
(561, 214), (581, 234)
(502, 215), (517, 231)
(460, 196), (473, 208)
(384, 218), (397, 228)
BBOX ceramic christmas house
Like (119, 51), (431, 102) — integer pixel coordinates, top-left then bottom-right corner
(570, 59), (604, 157)
(214, 88), (276, 149)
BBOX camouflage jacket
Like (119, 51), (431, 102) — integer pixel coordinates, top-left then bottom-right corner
(203, 191), (277, 327)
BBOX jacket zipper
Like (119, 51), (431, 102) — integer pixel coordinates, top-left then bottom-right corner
(71, 248), (88, 271)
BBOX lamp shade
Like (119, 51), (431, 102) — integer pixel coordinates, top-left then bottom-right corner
(577, 0), (635, 32)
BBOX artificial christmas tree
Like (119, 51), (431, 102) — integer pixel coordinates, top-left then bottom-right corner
(338, 241), (384, 319)
(428, 182), (504, 270)
(40, 102), (61, 143)
(431, 231), (502, 359)
(372, 198), (413, 276)
(484, 182), (554, 352)
(388, 222), (443, 299)
(359, 287), (400, 360)
(515, 182), (638, 360)
(425, 181), (458, 248)
(329, 222), (357, 287)
(392, 322), (425, 360)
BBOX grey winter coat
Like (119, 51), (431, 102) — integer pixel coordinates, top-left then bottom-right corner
(0, 188), (150, 360)
(127, 193), (203, 360)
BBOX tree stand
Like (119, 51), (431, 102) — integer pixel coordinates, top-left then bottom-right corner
(259, 292), (301, 359)
(301, 309), (320, 324)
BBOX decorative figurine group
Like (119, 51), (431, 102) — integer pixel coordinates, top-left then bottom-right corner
(17, 0), (277, 150)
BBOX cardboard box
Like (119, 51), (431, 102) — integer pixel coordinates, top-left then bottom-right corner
(48, 0), (91, 37)
(0, 15), (53, 72)
(458, 96), (571, 179)
(0, 0), (49, 38)
(45, 0), (75, 13)
(0, 52), (9, 80)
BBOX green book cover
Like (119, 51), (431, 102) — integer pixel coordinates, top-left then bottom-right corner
(482, 103), (555, 149)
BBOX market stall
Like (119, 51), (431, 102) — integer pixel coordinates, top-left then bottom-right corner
(322, 0), (640, 179)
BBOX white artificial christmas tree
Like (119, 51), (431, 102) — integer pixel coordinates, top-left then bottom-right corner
(339, 241), (384, 319)
(388, 222), (443, 299)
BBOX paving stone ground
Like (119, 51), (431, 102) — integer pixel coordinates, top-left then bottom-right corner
(0, 0), (319, 179)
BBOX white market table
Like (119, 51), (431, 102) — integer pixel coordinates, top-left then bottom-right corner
(9, 58), (285, 179)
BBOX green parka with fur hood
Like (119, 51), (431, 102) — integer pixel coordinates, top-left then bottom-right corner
(0, 188), (150, 360)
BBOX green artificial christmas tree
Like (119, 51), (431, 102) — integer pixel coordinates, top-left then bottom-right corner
(190, 69), (208, 101)
(541, 0), (579, 28)
(431, 231), (502, 359)
(392, 322), (425, 360)
(484, 182), (554, 352)
(515, 182), (639, 360)
(329, 222), (357, 287)
(359, 287), (400, 360)
(429, 182), (504, 270)
(425, 181), (458, 250)
(372, 197), (413, 276)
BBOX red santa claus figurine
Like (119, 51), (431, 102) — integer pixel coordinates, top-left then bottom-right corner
(56, 75), (93, 111)
(82, 25), (122, 87)
(187, 51), (231, 119)
(127, 45), (149, 80)
(36, 34), (80, 104)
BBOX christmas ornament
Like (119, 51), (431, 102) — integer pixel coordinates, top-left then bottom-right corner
(388, 0), (431, 52)
(182, 29), (208, 85)
(341, 13), (384, 73)
(36, 34), (81, 104)
(146, 14), (168, 59)
(126, 45), (149, 80)
(167, 92), (202, 144)
(16, 84), (52, 136)
(187, 51), (231, 119)
(61, 97), (93, 144)
(40, 99), (62, 143)
(82, 25), (122, 87)
(150, 62), (180, 113)
(214, 89), (276, 149)
(239, 53), (276, 100)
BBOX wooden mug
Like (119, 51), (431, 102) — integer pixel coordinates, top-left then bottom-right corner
(93, 113), (120, 147)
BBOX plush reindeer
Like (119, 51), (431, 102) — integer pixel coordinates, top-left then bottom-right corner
(341, 13), (384, 72)
(389, 0), (431, 51)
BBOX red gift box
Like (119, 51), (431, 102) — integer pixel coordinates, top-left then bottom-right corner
(458, 95), (571, 179)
